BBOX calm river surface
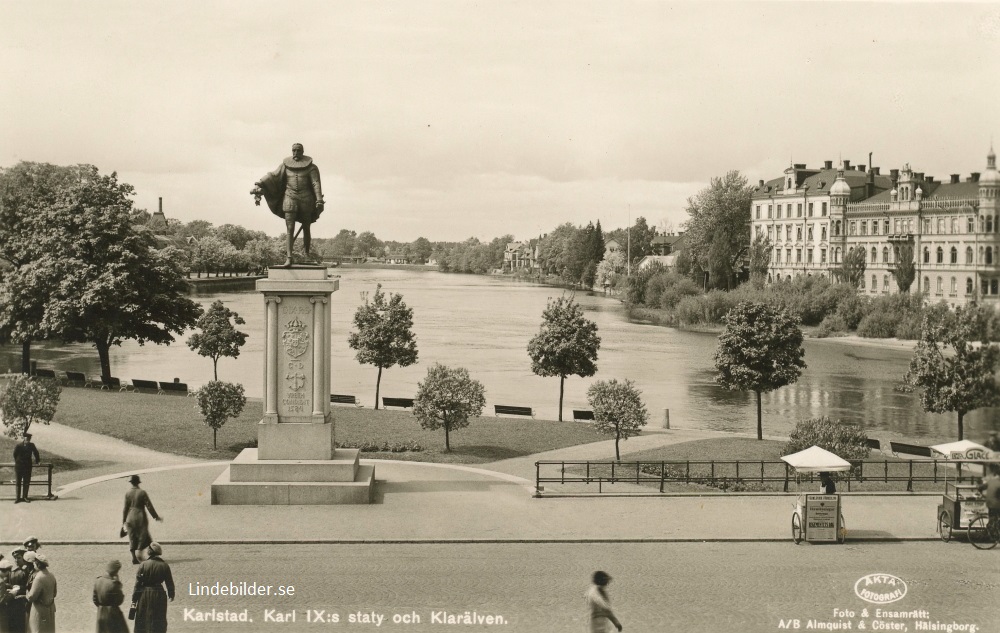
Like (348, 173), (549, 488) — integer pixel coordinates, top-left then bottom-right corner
(6, 268), (999, 442)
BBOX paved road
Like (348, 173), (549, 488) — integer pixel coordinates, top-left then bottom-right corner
(23, 542), (999, 633)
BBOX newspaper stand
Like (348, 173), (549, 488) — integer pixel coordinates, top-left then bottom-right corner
(929, 440), (998, 542)
(781, 446), (850, 545)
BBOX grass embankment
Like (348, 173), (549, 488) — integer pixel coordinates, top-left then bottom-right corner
(566, 437), (952, 493)
(47, 386), (607, 463)
(0, 436), (86, 473)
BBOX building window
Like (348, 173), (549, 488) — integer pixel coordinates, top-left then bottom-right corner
(923, 219), (932, 234)
(924, 277), (930, 293)
(936, 277), (943, 294)
(883, 247), (890, 264)
(860, 276), (866, 289)
(950, 247), (958, 264)
(775, 249), (781, 263)
(872, 275), (877, 291)
(871, 247), (877, 263)
(937, 247), (944, 264)
(968, 217), (975, 233)
(893, 219), (900, 234)
(767, 226), (773, 240)
(796, 227), (802, 240)
(993, 279), (999, 295)
(850, 222), (857, 236)
(951, 277), (957, 294)
(808, 202), (814, 217)
(807, 249), (813, 263)
(861, 221), (867, 236)
(884, 275), (890, 292)
(884, 220), (890, 234)
(786, 249), (792, 262)
(821, 249), (827, 263)
(872, 221), (879, 236)
(835, 247), (841, 263)
(835, 221), (841, 236)
(967, 278), (974, 295)
(822, 202), (828, 216)
(937, 218), (945, 233)
(797, 203), (802, 217)
(768, 204), (773, 219)
(807, 226), (813, 241)
(988, 246), (994, 265)
(821, 225), (827, 240)
(923, 247), (930, 264)
(982, 279), (989, 295)
(786, 225), (792, 241)
(796, 249), (802, 263)
(967, 246), (974, 264)
(988, 216), (993, 233)
(951, 218), (958, 234)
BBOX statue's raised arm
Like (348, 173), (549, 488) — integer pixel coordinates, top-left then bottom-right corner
(253, 143), (325, 267)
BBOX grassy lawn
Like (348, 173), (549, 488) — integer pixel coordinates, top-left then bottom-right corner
(0, 435), (86, 474)
(45, 386), (608, 463)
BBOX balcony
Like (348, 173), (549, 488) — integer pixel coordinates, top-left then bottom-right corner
(887, 234), (914, 243)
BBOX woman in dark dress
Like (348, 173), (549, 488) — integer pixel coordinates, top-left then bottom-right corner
(93, 560), (128, 633)
(132, 543), (174, 633)
(122, 475), (162, 565)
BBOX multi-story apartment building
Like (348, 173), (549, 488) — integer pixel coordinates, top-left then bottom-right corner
(751, 148), (1000, 308)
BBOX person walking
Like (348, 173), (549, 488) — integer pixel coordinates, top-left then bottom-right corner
(93, 560), (128, 633)
(586, 571), (623, 633)
(23, 554), (54, 633)
(122, 475), (162, 565)
(132, 543), (174, 633)
(12, 434), (40, 504)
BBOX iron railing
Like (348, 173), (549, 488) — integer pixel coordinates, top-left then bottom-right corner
(0, 463), (58, 500)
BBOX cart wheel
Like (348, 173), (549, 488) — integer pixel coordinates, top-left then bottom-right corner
(969, 516), (999, 550)
(838, 514), (847, 544)
(938, 511), (952, 543)
(792, 512), (803, 544)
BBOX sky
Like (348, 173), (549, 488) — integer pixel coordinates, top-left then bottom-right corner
(3, 1), (1000, 243)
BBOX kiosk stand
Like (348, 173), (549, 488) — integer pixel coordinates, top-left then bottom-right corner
(782, 446), (850, 545)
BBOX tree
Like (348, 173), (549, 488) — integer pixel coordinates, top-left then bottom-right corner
(527, 296), (600, 421)
(187, 300), (248, 380)
(0, 374), (61, 438)
(356, 231), (381, 258)
(195, 380), (246, 449)
(836, 246), (866, 288)
(411, 237), (433, 264)
(34, 167), (202, 380)
(714, 301), (806, 440)
(595, 250), (625, 291)
(587, 378), (649, 460)
(905, 305), (1000, 440)
(348, 284), (419, 408)
(748, 234), (772, 280)
(682, 172), (752, 286)
(891, 243), (916, 293)
(413, 363), (486, 451)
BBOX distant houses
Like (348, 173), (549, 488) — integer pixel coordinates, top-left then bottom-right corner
(503, 240), (538, 272)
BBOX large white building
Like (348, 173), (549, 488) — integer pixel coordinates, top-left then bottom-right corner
(751, 149), (1000, 307)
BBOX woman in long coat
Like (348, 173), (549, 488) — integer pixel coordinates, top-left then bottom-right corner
(23, 554), (54, 633)
(122, 475), (162, 565)
(133, 543), (174, 633)
(93, 560), (128, 633)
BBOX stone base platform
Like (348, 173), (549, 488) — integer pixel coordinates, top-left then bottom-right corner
(211, 448), (375, 505)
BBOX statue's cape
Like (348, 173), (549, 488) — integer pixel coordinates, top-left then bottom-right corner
(256, 167), (286, 219)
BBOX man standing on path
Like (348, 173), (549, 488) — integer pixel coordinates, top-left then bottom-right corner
(12, 434), (39, 503)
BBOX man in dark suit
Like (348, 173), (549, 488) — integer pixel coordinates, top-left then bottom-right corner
(12, 433), (40, 503)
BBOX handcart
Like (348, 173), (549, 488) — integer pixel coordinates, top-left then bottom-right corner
(781, 446), (850, 544)
(930, 440), (999, 544)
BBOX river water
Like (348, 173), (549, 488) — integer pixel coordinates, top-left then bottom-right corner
(5, 267), (998, 442)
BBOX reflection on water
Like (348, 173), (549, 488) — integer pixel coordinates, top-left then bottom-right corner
(2, 268), (997, 441)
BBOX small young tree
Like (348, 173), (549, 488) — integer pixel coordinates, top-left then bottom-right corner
(587, 379), (648, 460)
(748, 233), (772, 281)
(714, 301), (806, 440)
(906, 305), (1000, 440)
(348, 284), (419, 409)
(0, 375), (61, 438)
(891, 244), (916, 293)
(527, 296), (600, 421)
(195, 380), (246, 449)
(413, 363), (486, 452)
(186, 300), (248, 380)
(836, 247), (866, 288)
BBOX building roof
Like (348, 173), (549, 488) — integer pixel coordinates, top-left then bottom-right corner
(752, 168), (892, 200)
(637, 255), (677, 270)
(652, 234), (685, 246)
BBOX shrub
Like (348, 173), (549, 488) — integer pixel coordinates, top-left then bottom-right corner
(783, 416), (871, 465)
(894, 312), (924, 340)
(835, 294), (871, 330)
(675, 295), (704, 325)
(659, 277), (702, 309)
(702, 290), (738, 324)
(856, 311), (900, 338)
(816, 314), (848, 338)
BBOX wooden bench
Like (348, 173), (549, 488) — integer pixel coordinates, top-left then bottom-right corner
(33, 368), (57, 380)
(382, 397), (415, 409)
(889, 441), (933, 458)
(330, 394), (361, 407)
(573, 409), (595, 421)
(865, 438), (882, 451)
(159, 381), (189, 396)
(101, 376), (128, 391)
(131, 379), (161, 394)
(64, 371), (88, 387)
(495, 405), (534, 418)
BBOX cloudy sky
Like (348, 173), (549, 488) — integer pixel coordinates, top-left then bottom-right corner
(3, 2), (1000, 242)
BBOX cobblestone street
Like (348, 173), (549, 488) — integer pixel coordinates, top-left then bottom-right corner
(27, 541), (999, 633)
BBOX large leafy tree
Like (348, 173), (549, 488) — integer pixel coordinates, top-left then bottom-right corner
(891, 243), (916, 293)
(413, 363), (486, 452)
(748, 234), (772, 281)
(714, 301), (806, 440)
(187, 300), (248, 380)
(906, 305), (1000, 440)
(682, 172), (752, 288)
(348, 284), (419, 408)
(195, 380), (246, 449)
(527, 296), (601, 421)
(0, 374), (61, 438)
(34, 167), (202, 380)
(587, 378), (649, 460)
(836, 246), (866, 288)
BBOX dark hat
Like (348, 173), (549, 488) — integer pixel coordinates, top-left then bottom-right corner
(11, 548), (26, 557)
(148, 542), (162, 556)
(128, 474), (141, 485)
(23, 433), (31, 439)
(592, 570), (612, 586)
(23, 537), (38, 548)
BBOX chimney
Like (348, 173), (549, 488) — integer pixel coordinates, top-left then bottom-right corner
(915, 172), (924, 181)
(824, 160), (833, 169)
(759, 179), (764, 187)
(872, 167), (880, 175)
(843, 160), (851, 170)
(951, 174), (960, 184)
(926, 176), (934, 183)
(890, 168), (899, 181)
(794, 163), (806, 169)
(858, 164), (866, 172)
(972, 172), (981, 182)
(158, 197), (162, 214)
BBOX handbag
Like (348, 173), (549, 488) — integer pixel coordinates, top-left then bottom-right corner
(128, 586), (139, 621)
(119, 524), (128, 539)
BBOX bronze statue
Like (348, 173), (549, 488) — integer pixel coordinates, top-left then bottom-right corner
(252, 143), (325, 267)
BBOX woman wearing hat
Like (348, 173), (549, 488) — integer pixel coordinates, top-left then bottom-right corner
(1, 558), (19, 633)
(122, 475), (162, 565)
(585, 571), (623, 633)
(24, 553), (54, 633)
(133, 543), (174, 633)
(93, 560), (128, 633)
(8, 548), (29, 633)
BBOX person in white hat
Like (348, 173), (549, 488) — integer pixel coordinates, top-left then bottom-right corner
(25, 552), (55, 633)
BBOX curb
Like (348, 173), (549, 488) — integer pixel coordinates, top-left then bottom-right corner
(0, 537), (943, 545)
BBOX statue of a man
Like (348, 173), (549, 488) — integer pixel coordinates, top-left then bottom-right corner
(252, 143), (325, 267)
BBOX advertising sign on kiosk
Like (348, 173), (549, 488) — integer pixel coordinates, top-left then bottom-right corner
(781, 446), (851, 544)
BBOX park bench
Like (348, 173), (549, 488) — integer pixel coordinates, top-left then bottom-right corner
(158, 381), (190, 396)
(382, 397), (415, 409)
(100, 376), (128, 391)
(330, 394), (362, 407)
(573, 409), (595, 421)
(865, 438), (882, 451)
(33, 368), (57, 380)
(0, 463), (57, 500)
(494, 405), (534, 418)
(130, 379), (161, 394)
(889, 441), (933, 458)
(64, 371), (88, 387)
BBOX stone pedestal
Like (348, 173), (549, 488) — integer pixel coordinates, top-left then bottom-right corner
(212, 266), (374, 505)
